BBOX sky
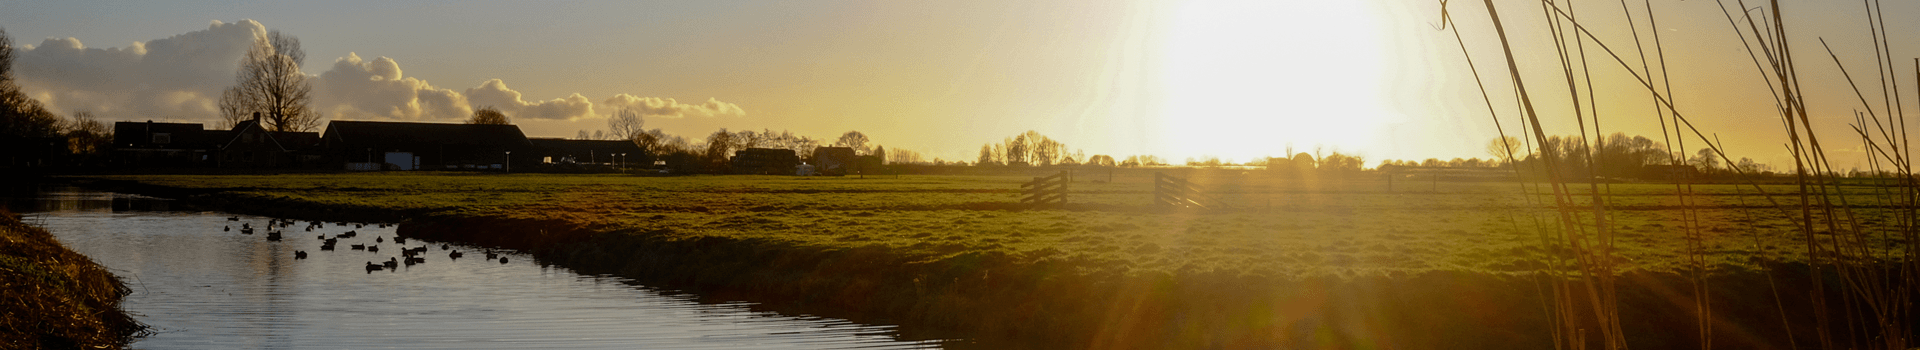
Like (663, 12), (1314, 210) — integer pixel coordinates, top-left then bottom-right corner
(1, 0), (1916, 168)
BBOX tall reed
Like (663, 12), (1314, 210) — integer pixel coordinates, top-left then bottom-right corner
(1441, 0), (1917, 348)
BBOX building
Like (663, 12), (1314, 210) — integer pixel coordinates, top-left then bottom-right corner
(730, 148), (799, 175)
(216, 119), (321, 168)
(112, 121), (223, 167)
(811, 146), (856, 176)
(322, 121), (534, 170)
(529, 138), (647, 168)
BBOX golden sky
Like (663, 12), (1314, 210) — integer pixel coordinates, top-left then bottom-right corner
(3, 0), (1917, 168)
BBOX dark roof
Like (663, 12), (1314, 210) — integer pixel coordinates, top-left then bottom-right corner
(112, 121), (227, 147)
(529, 138), (643, 154)
(324, 121), (532, 149)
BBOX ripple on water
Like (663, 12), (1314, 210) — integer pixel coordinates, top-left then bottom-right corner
(23, 205), (949, 350)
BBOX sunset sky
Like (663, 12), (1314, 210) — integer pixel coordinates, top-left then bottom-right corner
(2, 0), (1916, 168)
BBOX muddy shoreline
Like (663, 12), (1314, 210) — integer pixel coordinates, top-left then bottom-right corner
(63, 177), (1906, 349)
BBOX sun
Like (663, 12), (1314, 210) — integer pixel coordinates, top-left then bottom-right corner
(1159, 0), (1394, 162)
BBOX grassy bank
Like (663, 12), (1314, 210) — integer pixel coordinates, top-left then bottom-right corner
(0, 209), (147, 348)
(66, 172), (1908, 348)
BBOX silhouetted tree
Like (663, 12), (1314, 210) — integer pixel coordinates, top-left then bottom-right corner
(705, 128), (735, 172)
(221, 30), (316, 132)
(607, 108), (644, 140)
(1085, 155), (1115, 167)
(977, 144), (998, 166)
(872, 145), (887, 165)
(469, 106), (510, 125)
(834, 131), (870, 155)
(0, 26), (64, 139)
(64, 112), (111, 156)
(1320, 152), (1364, 173)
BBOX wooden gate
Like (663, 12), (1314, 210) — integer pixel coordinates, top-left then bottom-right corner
(1021, 171), (1069, 208)
(1154, 173), (1223, 209)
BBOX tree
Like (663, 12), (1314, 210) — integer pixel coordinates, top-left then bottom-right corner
(220, 30), (317, 132)
(469, 106), (511, 125)
(0, 26), (64, 139)
(977, 144), (997, 166)
(705, 128), (735, 171)
(64, 112), (111, 156)
(1086, 155), (1115, 167)
(1486, 136), (1523, 162)
(1691, 148), (1720, 172)
(607, 108), (644, 140)
(872, 145), (886, 165)
(834, 131), (869, 155)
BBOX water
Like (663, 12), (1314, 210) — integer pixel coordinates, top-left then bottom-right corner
(8, 186), (948, 349)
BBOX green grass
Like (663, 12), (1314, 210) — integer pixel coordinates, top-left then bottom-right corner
(77, 171), (1881, 278)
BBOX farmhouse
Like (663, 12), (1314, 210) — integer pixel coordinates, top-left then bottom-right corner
(730, 148), (799, 175)
(322, 121), (535, 170)
(811, 146), (856, 176)
(114, 121), (220, 167)
(217, 119), (322, 168)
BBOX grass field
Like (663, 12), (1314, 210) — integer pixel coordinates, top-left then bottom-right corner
(77, 170), (1889, 278)
(74, 170), (1918, 348)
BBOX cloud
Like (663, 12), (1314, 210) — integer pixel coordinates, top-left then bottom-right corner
(9, 19), (745, 126)
(312, 53), (471, 121)
(601, 94), (746, 118)
(11, 19), (262, 120)
(463, 79), (596, 121)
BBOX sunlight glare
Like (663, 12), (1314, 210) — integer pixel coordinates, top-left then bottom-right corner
(1160, 0), (1392, 162)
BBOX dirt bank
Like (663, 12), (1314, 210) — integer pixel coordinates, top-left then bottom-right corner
(0, 210), (148, 349)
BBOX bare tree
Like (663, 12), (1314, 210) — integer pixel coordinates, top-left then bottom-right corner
(607, 108), (644, 140)
(64, 111), (111, 155)
(468, 106), (510, 125)
(834, 131), (869, 155)
(220, 30), (316, 132)
(0, 26), (66, 139)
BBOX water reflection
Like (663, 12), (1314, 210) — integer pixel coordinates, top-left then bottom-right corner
(7, 186), (947, 349)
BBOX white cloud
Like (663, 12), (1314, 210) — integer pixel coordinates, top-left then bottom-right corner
(601, 94), (746, 119)
(12, 19), (261, 120)
(313, 53), (471, 121)
(463, 79), (595, 121)
(9, 19), (746, 126)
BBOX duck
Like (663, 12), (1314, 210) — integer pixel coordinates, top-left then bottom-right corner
(224, 226), (230, 232)
(383, 257), (399, 269)
(403, 257), (418, 267)
(393, 237), (406, 244)
(294, 251), (308, 259)
(320, 243), (336, 251)
(365, 262), (383, 273)
(318, 235), (326, 240)
(265, 232), (283, 241)
(367, 245), (380, 253)
(350, 244), (365, 250)
(406, 256), (426, 265)
(375, 237), (384, 243)
(241, 227), (255, 235)
(441, 244), (451, 251)
(229, 217), (239, 221)
(498, 257), (509, 264)
(449, 250), (463, 260)
(484, 251), (499, 260)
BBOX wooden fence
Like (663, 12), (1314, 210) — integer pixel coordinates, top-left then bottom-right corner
(1154, 172), (1224, 209)
(1020, 171), (1069, 207)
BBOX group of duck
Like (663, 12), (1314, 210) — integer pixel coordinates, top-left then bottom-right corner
(224, 217), (511, 273)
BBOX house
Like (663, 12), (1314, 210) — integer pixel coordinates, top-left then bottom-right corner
(322, 121), (534, 170)
(216, 119), (321, 168)
(529, 138), (646, 168)
(811, 147), (856, 176)
(112, 121), (223, 167)
(730, 148), (799, 175)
